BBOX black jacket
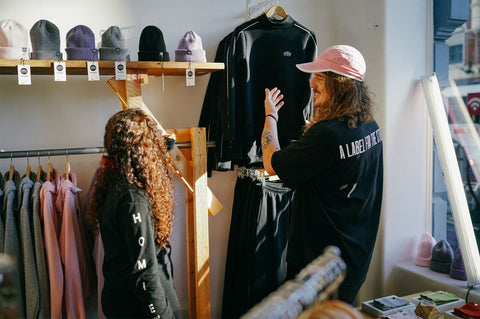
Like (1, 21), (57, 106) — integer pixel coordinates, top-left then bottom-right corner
(99, 185), (179, 319)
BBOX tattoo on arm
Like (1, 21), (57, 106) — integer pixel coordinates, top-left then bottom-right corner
(262, 130), (276, 151)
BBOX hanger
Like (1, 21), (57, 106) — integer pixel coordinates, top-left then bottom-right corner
(25, 152), (31, 179)
(46, 151), (52, 182)
(265, 5), (288, 20)
(65, 150), (70, 181)
(8, 153), (14, 181)
(36, 152), (42, 183)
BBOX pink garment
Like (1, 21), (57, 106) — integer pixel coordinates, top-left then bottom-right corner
(56, 170), (86, 319)
(40, 168), (64, 319)
(94, 232), (106, 319)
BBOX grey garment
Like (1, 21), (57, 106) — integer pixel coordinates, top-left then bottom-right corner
(0, 173), (5, 253)
(18, 176), (40, 319)
(3, 170), (25, 318)
(32, 180), (51, 318)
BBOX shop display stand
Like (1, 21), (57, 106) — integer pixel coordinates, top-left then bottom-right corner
(0, 59), (225, 319)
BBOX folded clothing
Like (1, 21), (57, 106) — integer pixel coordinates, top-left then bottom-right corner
(453, 302), (480, 319)
(420, 291), (459, 305)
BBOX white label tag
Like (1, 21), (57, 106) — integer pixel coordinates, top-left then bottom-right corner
(186, 68), (195, 86)
(17, 65), (31, 85)
(115, 61), (127, 80)
(54, 61), (67, 81)
(87, 61), (100, 81)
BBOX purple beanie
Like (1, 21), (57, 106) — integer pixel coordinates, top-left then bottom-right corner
(450, 247), (467, 281)
(175, 30), (206, 63)
(65, 25), (98, 60)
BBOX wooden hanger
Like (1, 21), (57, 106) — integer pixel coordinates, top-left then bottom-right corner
(265, 5), (288, 20)
(65, 151), (70, 181)
(46, 152), (52, 182)
(25, 153), (31, 179)
(36, 152), (42, 183)
(8, 164), (14, 181)
(8, 154), (14, 181)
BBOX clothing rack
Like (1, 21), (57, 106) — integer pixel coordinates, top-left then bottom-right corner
(0, 141), (215, 159)
(241, 246), (347, 319)
(237, 167), (280, 182)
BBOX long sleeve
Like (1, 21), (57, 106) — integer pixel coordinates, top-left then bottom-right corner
(4, 173), (25, 318)
(40, 178), (64, 319)
(18, 177), (40, 319)
(56, 171), (86, 319)
(32, 181), (51, 318)
(120, 190), (174, 319)
(100, 188), (176, 319)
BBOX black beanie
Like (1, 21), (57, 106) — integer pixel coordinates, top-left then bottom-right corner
(430, 239), (454, 274)
(138, 25), (169, 61)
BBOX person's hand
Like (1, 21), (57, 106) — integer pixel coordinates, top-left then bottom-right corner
(264, 87), (284, 122)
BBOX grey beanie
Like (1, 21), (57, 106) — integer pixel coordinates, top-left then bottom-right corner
(30, 19), (63, 60)
(99, 26), (130, 61)
(175, 30), (206, 63)
(429, 239), (454, 274)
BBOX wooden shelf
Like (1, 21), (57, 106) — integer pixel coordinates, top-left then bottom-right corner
(0, 59), (224, 76)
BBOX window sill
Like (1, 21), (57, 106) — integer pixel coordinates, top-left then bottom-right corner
(391, 261), (480, 303)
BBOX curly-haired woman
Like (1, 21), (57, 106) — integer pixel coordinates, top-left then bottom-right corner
(88, 108), (179, 318)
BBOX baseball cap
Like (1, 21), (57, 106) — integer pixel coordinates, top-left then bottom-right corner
(296, 44), (366, 81)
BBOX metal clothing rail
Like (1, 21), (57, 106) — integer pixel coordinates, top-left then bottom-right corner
(0, 141), (214, 159)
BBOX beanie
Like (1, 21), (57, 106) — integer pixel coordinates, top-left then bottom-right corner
(429, 239), (454, 274)
(450, 247), (467, 281)
(175, 30), (206, 63)
(30, 19), (62, 60)
(65, 25), (98, 60)
(138, 25), (169, 61)
(0, 19), (29, 60)
(415, 232), (436, 267)
(99, 26), (130, 61)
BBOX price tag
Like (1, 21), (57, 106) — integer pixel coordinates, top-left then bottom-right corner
(17, 64), (31, 85)
(87, 61), (100, 81)
(54, 61), (67, 81)
(115, 61), (127, 80)
(186, 68), (195, 86)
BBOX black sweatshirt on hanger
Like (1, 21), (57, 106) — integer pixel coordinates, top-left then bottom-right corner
(200, 13), (317, 171)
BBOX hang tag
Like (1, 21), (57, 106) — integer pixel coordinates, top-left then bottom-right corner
(87, 61), (100, 81)
(17, 64), (31, 85)
(54, 61), (67, 81)
(186, 68), (195, 86)
(115, 61), (127, 80)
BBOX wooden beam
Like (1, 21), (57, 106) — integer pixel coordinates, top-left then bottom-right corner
(106, 75), (223, 216)
(189, 127), (210, 318)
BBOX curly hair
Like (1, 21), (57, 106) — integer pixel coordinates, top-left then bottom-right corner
(305, 71), (374, 131)
(88, 108), (174, 247)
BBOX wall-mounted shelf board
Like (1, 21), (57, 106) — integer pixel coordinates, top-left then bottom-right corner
(0, 59), (224, 76)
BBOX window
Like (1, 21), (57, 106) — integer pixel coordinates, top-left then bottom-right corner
(429, 2), (480, 286)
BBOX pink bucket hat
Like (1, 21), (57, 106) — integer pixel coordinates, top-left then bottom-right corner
(296, 44), (366, 81)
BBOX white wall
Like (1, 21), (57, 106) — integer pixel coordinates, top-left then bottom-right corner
(0, 0), (433, 317)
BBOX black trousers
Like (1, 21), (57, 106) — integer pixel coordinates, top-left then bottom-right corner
(222, 176), (293, 319)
